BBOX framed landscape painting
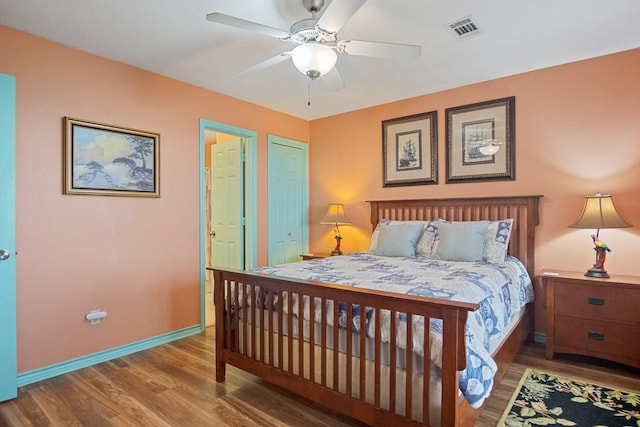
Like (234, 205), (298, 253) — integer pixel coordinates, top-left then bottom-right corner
(382, 111), (438, 187)
(63, 117), (160, 197)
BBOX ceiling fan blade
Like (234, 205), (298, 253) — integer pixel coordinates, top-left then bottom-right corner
(206, 12), (291, 40)
(321, 67), (345, 91)
(317, 0), (367, 34)
(337, 40), (421, 59)
(234, 51), (292, 77)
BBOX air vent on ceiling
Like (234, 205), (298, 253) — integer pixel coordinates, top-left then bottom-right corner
(446, 15), (482, 40)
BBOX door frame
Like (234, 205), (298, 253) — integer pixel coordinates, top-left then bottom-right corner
(267, 134), (309, 265)
(0, 73), (17, 401)
(199, 119), (257, 330)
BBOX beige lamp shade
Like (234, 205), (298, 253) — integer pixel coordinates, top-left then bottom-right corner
(320, 203), (352, 225)
(569, 193), (632, 229)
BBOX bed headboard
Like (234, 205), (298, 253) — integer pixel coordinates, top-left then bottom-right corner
(368, 195), (542, 279)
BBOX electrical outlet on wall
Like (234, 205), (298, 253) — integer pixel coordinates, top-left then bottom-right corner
(89, 310), (101, 325)
(86, 310), (107, 326)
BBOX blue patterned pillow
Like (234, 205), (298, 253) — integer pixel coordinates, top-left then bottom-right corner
(415, 220), (440, 257)
(483, 218), (513, 264)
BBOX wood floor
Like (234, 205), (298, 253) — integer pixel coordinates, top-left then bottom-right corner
(475, 341), (640, 426)
(1, 327), (639, 426)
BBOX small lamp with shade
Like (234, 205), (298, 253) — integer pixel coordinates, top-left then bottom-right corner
(569, 192), (632, 278)
(320, 203), (352, 256)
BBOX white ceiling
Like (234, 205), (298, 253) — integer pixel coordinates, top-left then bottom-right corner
(2, 0), (639, 120)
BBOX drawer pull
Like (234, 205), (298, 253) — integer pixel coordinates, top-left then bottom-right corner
(588, 331), (605, 341)
(588, 297), (605, 306)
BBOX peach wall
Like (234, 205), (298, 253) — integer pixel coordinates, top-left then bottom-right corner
(0, 26), (308, 373)
(309, 48), (640, 333)
(2, 22), (639, 373)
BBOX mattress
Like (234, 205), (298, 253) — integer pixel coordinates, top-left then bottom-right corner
(249, 252), (534, 408)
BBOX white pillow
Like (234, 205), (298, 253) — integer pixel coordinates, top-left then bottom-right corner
(374, 223), (425, 257)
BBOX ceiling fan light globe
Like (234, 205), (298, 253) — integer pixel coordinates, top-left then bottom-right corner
(291, 44), (337, 78)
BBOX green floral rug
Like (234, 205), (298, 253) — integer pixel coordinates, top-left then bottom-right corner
(499, 368), (640, 426)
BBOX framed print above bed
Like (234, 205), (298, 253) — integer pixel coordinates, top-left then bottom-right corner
(382, 110), (437, 187)
(63, 117), (160, 197)
(445, 96), (515, 183)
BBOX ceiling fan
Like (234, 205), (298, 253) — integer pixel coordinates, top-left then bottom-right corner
(206, 0), (421, 90)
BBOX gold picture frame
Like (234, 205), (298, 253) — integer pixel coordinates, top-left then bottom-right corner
(63, 117), (160, 197)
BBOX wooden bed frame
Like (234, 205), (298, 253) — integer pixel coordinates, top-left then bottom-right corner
(212, 195), (541, 426)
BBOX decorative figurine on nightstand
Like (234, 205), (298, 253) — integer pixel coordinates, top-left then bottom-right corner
(569, 192), (632, 278)
(591, 234), (611, 272)
(332, 230), (343, 255)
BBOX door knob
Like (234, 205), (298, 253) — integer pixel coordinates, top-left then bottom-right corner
(210, 231), (216, 237)
(0, 249), (10, 261)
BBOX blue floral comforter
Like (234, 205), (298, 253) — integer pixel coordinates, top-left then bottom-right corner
(253, 252), (533, 408)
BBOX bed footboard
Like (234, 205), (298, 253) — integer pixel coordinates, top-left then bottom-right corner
(213, 268), (478, 427)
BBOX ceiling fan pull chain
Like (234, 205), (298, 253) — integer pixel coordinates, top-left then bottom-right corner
(307, 78), (312, 106)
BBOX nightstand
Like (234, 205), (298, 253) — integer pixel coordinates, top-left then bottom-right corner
(539, 270), (640, 369)
(300, 253), (331, 260)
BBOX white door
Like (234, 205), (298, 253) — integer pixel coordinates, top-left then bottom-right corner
(268, 136), (308, 265)
(210, 138), (244, 270)
(0, 73), (17, 402)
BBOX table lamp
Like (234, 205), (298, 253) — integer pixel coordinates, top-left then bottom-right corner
(569, 193), (632, 278)
(320, 203), (351, 256)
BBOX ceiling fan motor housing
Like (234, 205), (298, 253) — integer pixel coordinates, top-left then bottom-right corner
(303, 0), (324, 13)
(290, 18), (321, 43)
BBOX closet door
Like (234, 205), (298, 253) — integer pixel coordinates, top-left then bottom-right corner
(267, 135), (308, 265)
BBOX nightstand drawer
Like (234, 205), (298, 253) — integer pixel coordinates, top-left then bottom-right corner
(555, 314), (640, 364)
(541, 271), (640, 369)
(555, 281), (640, 323)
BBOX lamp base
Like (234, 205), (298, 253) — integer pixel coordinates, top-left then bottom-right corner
(585, 267), (609, 278)
(585, 246), (610, 278)
(330, 250), (342, 256)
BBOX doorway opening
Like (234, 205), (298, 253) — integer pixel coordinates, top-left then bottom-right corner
(199, 119), (257, 329)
